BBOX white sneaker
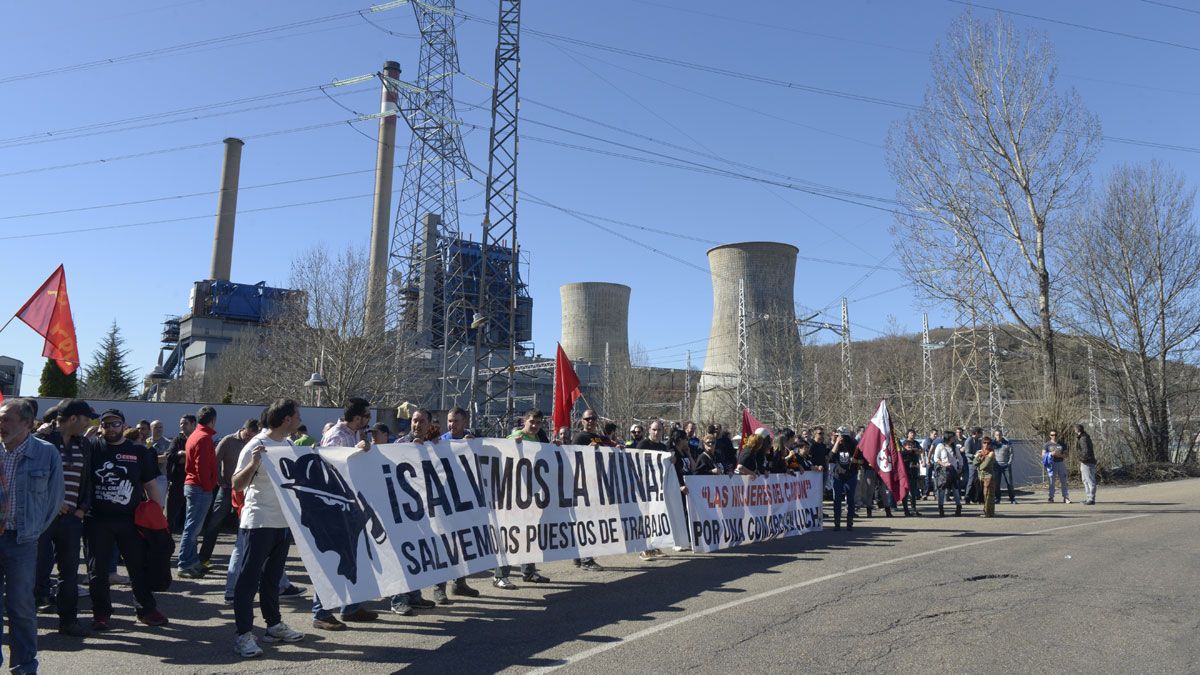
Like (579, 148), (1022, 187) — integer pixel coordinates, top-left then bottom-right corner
(262, 621), (305, 643)
(233, 632), (263, 658)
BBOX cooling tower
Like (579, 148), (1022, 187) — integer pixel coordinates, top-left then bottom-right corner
(695, 242), (802, 425)
(560, 282), (631, 368)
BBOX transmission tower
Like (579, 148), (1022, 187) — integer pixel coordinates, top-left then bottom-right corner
(921, 313), (941, 428)
(683, 350), (693, 420)
(840, 297), (853, 424)
(383, 0), (472, 403)
(949, 302), (983, 427)
(987, 325), (1006, 430)
(470, 0), (524, 432)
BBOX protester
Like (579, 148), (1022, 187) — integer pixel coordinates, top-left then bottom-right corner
(1043, 430), (1071, 504)
(992, 429), (1016, 504)
(625, 424), (644, 448)
(683, 421), (700, 455)
(1075, 424), (1098, 505)
(164, 415), (196, 532)
(179, 406), (219, 578)
(291, 425), (316, 447)
(230, 399), (306, 658)
(636, 420), (668, 452)
(771, 429), (796, 473)
(496, 409), (555, 587)
(694, 434), (721, 475)
(920, 428), (939, 499)
(313, 398), (379, 629)
(34, 399), (96, 637)
(0, 399), (66, 671)
(934, 432), (963, 517)
(200, 418), (260, 570)
(736, 430), (769, 477)
(148, 420), (170, 501)
(963, 427), (983, 504)
(899, 430), (922, 517)
(712, 424), (737, 471)
(431, 407), (480, 603)
(86, 408), (168, 629)
(601, 422), (619, 446)
(829, 427), (862, 531)
(974, 438), (997, 518)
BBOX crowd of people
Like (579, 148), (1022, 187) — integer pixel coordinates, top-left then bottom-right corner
(0, 394), (1100, 668)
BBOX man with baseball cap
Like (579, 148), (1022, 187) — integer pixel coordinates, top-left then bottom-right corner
(34, 399), (98, 637)
(85, 408), (167, 630)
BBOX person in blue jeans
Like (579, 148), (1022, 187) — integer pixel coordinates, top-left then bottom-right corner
(991, 429), (1016, 504)
(178, 406), (218, 578)
(934, 432), (963, 517)
(1043, 431), (1071, 503)
(829, 428), (862, 531)
(0, 398), (66, 673)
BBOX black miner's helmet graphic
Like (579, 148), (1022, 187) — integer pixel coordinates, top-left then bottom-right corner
(280, 453), (387, 584)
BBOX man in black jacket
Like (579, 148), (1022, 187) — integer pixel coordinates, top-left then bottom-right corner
(34, 399), (97, 637)
(1075, 424), (1099, 505)
(164, 415), (196, 533)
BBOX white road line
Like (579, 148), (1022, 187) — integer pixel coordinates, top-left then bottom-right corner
(531, 513), (1150, 673)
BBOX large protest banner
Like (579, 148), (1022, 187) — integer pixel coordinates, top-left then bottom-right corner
(262, 439), (679, 606)
(684, 472), (824, 553)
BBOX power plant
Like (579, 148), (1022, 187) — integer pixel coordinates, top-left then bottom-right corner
(559, 282), (630, 369)
(695, 242), (803, 425)
(140, 0), (805, 432)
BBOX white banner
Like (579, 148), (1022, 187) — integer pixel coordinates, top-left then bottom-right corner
(684, 472), (824, 553)
(262, 440), (680, 606)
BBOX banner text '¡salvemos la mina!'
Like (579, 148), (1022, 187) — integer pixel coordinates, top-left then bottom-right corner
(379, 449), (671, 523)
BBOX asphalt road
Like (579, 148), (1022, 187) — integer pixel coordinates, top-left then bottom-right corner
(39, 478), (1200, 674)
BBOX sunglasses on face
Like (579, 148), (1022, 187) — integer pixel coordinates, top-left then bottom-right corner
(101, 421), (124, 429)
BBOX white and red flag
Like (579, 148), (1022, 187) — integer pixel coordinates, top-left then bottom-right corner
(858, 399), (909, 502)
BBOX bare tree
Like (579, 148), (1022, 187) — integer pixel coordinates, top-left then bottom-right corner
(887, 12), (1101, 400)
(204, 245), (430, 407)
(1064, 162), (1200, 462)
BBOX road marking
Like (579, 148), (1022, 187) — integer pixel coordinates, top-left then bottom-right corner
(531, 513), (1150, 672)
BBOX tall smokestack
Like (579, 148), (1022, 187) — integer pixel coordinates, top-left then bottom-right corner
(209, 137), (243, 281)
(364, 60), (401, 335)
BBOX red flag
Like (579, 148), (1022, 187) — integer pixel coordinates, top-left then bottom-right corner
(740, 408), (770, 447)
(552, 343), (581, 434)
(858, 399), (909, 501)
(15, 265), (80, 375)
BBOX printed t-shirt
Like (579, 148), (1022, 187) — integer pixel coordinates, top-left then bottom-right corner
(90, 439), (160, 517)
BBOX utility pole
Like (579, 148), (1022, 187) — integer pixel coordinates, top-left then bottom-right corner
(683, 349), (692, 421)
(921, 313), (935, 428)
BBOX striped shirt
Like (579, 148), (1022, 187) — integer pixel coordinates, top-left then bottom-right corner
(36, 430), (84, 511)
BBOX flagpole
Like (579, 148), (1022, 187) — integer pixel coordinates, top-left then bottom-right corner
(0, 315), (15, 335)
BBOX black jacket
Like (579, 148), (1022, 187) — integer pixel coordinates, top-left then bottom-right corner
(1077, 433), (1097, 465)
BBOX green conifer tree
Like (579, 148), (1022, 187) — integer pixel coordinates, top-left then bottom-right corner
(38, 358), (78, 398)
(81, 321), (137, 399)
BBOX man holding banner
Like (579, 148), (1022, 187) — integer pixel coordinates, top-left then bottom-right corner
(230, 399), (306, 658)
(493, 409), (553, 589)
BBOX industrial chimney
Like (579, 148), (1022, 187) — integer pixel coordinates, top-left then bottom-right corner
(209, 137), (243, 281)
(364, 60), (401, 336)
(560, 282), (631, 368)
(695, 242), (802, 426)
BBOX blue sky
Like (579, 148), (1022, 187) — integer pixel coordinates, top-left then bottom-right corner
(2, 0), (1198, 395)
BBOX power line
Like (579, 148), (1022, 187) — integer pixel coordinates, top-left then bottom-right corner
(0, 83), (374, 149)
(0, 117), (367, 178)
(0, 187), (401, 241)
(947, 0), (1200, 54)
(0, 164), (406, 221)
(1141, 0), (1200, 16)
(0, 3), (410, 86)
(459, 9), (1200, 155)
